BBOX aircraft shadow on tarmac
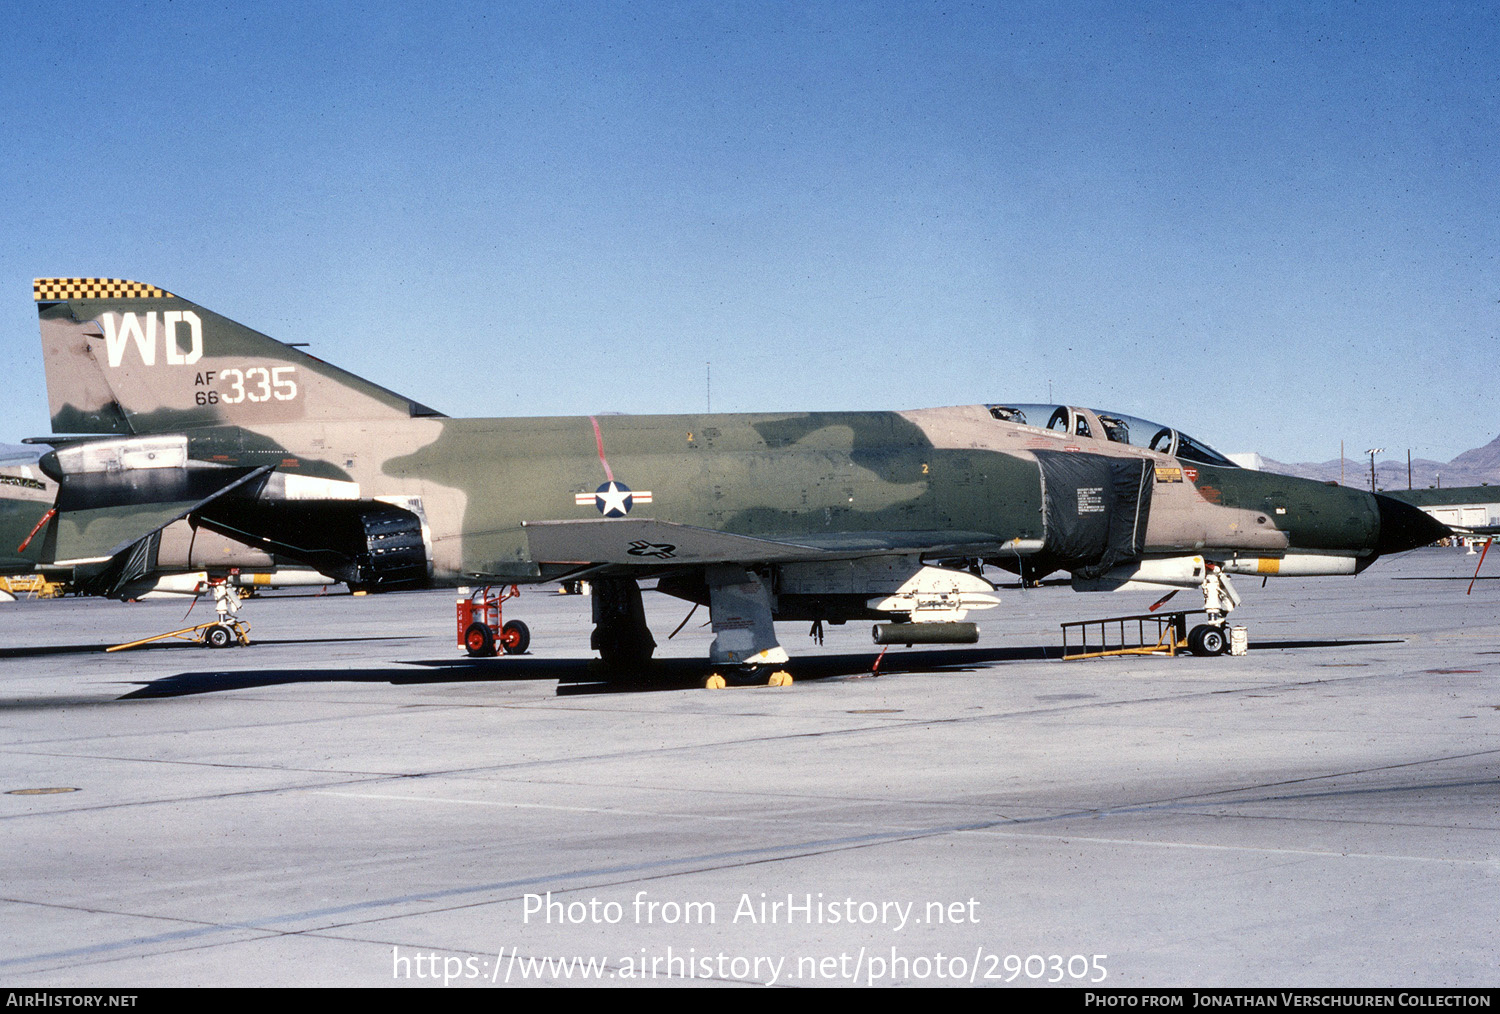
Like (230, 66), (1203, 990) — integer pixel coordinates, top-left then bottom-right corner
(113, 638), (1405, 699)
(116, 648), (1038, 699)
(0, 635), (420, 661)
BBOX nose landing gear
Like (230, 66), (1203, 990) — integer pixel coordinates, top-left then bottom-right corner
(1188, 564), (1241, 656)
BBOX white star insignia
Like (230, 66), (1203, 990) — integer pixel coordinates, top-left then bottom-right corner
(596, 481), (633, 517)
(575, 481), (653, 516)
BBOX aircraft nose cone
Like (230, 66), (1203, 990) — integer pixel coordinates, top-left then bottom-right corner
(1374, 494), (1451, 555)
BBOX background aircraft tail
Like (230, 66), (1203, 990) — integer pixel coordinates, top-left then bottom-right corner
(34, 278), (444, 434)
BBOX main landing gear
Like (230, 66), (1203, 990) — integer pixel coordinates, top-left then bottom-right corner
(457, 585), (530, 657)
(588, 572), (794, 688)
(704, 667), (794, 689)
(590, 577), (657, 669)
(700, 566), (793, 688)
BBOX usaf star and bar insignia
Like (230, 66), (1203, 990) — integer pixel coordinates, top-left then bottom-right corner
(575, 481), (654, 518)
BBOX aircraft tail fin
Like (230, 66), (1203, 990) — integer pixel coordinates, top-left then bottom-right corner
(34, 278), (445, 435)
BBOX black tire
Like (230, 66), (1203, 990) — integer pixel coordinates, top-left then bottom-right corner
(464, 621), (496, 657)
(1188, 624), (1227, 656)
(205, 624), (235, 649)
(718, 664), (764, 687)
(500, 619), (530, 655)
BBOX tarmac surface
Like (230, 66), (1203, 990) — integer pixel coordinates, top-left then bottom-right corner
(0, 547), (1496, 987)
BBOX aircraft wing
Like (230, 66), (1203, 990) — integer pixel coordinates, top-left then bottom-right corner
(520, 518), (1022, 567)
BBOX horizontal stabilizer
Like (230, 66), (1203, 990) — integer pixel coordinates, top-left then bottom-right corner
(50, 465), (273, 566)
(59, 466), (273, 597)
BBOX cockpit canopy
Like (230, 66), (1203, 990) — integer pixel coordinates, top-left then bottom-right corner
(985, 404), (1237, 468)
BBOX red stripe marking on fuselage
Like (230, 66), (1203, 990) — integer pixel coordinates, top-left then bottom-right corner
(589, 416), (615, 482)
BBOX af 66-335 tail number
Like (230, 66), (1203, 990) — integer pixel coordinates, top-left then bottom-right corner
(193, 367), (299, 405)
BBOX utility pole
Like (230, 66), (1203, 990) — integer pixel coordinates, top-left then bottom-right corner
(1365, 448), (1383, 492)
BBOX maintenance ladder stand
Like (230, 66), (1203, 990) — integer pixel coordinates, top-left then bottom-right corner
(1060, 609), (1208, 660)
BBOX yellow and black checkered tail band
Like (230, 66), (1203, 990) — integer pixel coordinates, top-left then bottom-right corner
(33, 278), (174, 302)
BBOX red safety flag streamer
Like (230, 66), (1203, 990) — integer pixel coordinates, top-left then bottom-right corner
(1468, 538), (1493, 595)
(16, 508), (55, 553)
(1148, 589), (1178, 613)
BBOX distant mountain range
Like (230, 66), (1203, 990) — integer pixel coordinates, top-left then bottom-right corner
(1261, 433), (1500, 491)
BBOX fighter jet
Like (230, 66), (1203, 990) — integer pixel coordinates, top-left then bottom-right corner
(27, 278), (1448, 668)
(0, 457), (52, 583)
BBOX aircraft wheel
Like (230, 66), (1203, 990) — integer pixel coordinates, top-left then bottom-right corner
(464, 621), (496, 657)
(204, 624), (235, 649)
(500, 619), (530, 655)
(1188, 624), (1228, 656)
(723, 664), (774, 687)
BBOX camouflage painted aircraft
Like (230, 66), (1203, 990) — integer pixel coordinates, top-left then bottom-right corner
(27, 277), (1448, 666)
(0, 458), (54, 582)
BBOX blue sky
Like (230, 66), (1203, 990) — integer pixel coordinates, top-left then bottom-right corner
(2, 1), (1496, 463)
